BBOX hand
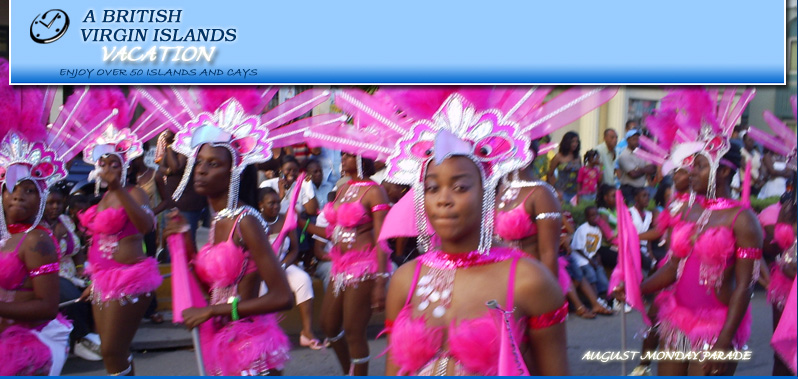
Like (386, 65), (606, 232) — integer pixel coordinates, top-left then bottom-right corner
(702, 351), (729, 376)
(163, 209), (189, 238)
(182, 306), (213, 329)
(612, 282), (626, 303)
(78, 286), (92, 302)
(371, 278), (387, 312)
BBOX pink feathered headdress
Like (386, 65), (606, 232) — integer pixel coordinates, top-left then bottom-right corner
(747, 95), (797, 172)
(306, 86), (617, 254)
(0, 59), (125, 247)
(137, 86), (336, 212)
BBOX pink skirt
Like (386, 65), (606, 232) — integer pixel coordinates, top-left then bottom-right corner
(657, 293), (751, 352)
(330, 246), (388, 296)
(200, 314), (290, 375)
(768, 265), (794, 310)
(89, 257), (163, 305)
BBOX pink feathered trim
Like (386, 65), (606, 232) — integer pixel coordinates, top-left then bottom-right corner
(774, 223), (796, 251)
(655, 210), (673, 234)
(88, 257), (162, 303)
(448, 316), (502, 376)
(694, 227), (735, 267)
(200, 314), (290, 375)
(670, 222), (696, 259)
(495, 209), (537, 241)
(78, 206), (128, 236)
(768, 266), (794, 309)
(385, 306), (443, 375)
(657, 293), (751, 352)
(330, 246), (381, 278)
(0, 324), (53, 375)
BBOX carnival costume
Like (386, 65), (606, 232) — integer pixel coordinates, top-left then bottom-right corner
(746, 95), (798, 311)
(72, 88), (165, 307)
(306, 88), (580, 375)
(139, 86), (333, 375)
(643, 88), (761, 353)
(0, 59), (98, 375)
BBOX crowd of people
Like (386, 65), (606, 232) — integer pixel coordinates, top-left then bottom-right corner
(0, 68), (795, 376)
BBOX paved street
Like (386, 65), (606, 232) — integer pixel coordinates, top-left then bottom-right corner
(62, 288), (777, 376)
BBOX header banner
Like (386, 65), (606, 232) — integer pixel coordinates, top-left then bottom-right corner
(9, 0), (787, 84)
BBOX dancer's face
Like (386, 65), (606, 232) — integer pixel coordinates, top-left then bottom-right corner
(45, 192), (66, 222)
(98, 154), (123, 183)
(194, 144), (232, 197)
(673, 168), (690, 193)
(424, 157), (483, 250)
(259, 192), (281, 219)
(690, 154), (710, 195)
(341, 153), (360, 175)
(2, 180), (41, 224)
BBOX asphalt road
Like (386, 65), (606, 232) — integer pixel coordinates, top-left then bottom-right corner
(62, 288), (777, 376)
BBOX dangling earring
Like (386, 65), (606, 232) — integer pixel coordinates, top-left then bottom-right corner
(356, 155), (364, 179)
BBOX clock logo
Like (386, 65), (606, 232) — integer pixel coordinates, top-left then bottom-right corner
(30, 9), (70, 44)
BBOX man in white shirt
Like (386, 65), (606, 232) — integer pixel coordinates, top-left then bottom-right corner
(570, 206), (608, 296)
(595, 129), (619, 187)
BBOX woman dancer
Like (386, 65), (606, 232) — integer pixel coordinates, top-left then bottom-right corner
(317, 153), (390, 375)
(143, 86), (333, 376)
(259, 187), (322, 350)
(306, 88), (575, 375)
(75, 88), (166, 375)
(621, 88), (762, 376)
(0, 64), (107, 375)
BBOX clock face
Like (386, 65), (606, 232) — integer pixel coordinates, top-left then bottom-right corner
(30, 9), (70, 44)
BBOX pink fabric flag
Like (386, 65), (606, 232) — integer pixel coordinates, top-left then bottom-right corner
(608, 190), (651, 325)
(168, 233), (208, 323)
(771, 277), (797, 374)
(377, 187), (434, 253)
(272, 172), (305, 254)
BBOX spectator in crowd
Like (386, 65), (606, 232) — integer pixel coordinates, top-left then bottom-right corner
(596, 184), (619, 274)
(548, 131), (582, 204)
(577, 150), (602, 203)
(531, 136), (552, 181)
(259, 155), (319, 217)
(595, 129), (619, 187)
(561, 208), (614, 318)
(758, 149), (792, 199)
(629, 187), (656, 274)
(614, 119), (638, 155)
(570, 206), (609, 300)
(306, 159), (335, 210)
(617, 129), (656, 204)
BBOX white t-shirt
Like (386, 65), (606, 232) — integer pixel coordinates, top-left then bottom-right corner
(630, 208), (652, 254)
(259, 178), (316, 214)
(570, 223), (603, 267)
(312, 212), (333, 253)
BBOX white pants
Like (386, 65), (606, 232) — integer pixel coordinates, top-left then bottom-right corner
(33, 317), (72, 376)
(260, 265), (314, 305)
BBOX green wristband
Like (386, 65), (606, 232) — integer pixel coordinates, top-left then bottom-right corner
(231, 297), (240, 321)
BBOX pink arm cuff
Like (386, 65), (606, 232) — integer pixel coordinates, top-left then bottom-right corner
(29, 262), (59, 278)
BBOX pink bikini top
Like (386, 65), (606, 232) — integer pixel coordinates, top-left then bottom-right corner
(79, 205), (140, 240)
(323, 182), (388, 229)
(0, 231), (60, 292)
(669, 200), (761, 293)
(193, 212), (258, 291)
(386, 250), (568, 375)
(495, 190), (537, 241)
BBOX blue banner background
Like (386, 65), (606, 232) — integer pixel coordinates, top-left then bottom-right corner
(9, 0), (787, 84)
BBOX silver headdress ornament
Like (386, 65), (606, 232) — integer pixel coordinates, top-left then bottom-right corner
(137, 87), (335, 215)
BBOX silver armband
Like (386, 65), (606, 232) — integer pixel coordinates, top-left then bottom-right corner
(535, 212), (562, 221)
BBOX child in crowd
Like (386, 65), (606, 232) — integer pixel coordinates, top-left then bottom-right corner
(570, 206), (609, 299)
(577, 150), (602, 203)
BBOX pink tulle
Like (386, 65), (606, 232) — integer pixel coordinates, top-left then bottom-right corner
(387, 306), (443, 375)
(557, 257), (571, 295)
(0, 324), (53, 375)
(670, 222), (696, 258)
(768, 266), (794, 309)
(448, 316), (501, 376)
(758, 203), (781, 229)
(200, 314), (290, 375)
(774, 223), (795, 250)
(79, 206), (129, 236)
(657, 293), (751, 351)
(495, 207), (537, 241)
(88, 257), (162, 303)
